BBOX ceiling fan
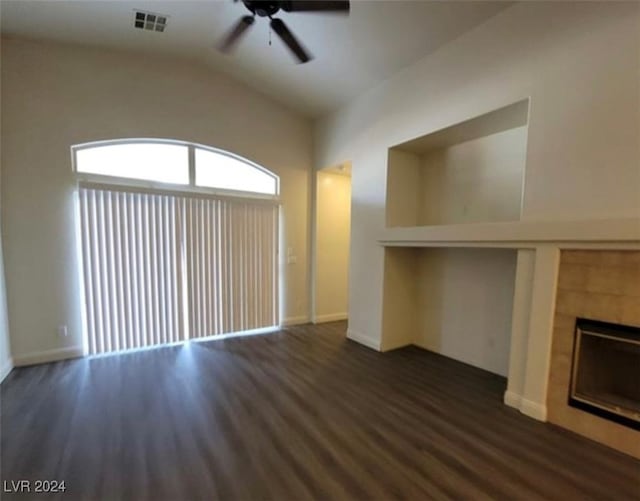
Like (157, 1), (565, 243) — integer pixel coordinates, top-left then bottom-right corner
(218, 1), (350, 64)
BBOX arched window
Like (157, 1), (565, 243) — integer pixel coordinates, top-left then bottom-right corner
(73, 139), (279, 197)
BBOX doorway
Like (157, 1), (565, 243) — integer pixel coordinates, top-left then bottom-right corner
(313, 163), (351, 323)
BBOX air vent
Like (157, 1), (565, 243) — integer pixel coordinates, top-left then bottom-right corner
(133, 10), (168, 32)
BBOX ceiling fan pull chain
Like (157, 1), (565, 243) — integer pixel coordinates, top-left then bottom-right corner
(269, 25), (272, 46)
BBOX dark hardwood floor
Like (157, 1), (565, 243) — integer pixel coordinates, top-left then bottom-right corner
(1, 321), (638, 500)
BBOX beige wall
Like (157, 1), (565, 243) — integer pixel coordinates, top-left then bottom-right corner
(385, 149), (421, 227)
(415, 248), (517, 377)
(420, 127), (527, 226)
(314, 1), (640, 350)
(380, 247), (419, 351)
(386, 126), (527, 228)
(379, 247), (517, 376)
(1, 38), (313, 361)
(314, 170), (350, 322)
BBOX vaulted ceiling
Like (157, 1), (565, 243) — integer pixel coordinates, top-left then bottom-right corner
(1, 1), (510, 117)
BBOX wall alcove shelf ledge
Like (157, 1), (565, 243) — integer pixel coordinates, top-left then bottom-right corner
(378, 217), (640, 248)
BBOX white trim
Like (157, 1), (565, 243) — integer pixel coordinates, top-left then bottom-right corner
(313, 312), (348, 324)
(520, 246), (559, 420)
(347, 329), (382, 351)
(505, 250), (535, 416)
(0, 357), (13, 382)
(519, 398), (547, 421)
(13, 347), (84, 367)
(503, 390), (522, 409)
(280, 316), (310, 327)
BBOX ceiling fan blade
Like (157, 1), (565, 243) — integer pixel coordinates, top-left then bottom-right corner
(280, 1), (350, 13)
(218, 15), (255, 52)
(270, 18), (312, 63)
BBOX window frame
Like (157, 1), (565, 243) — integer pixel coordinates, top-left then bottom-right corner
(71, 138), (280, 201)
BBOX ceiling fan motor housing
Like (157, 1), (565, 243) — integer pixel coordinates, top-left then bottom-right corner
(243, 1), (281, 17)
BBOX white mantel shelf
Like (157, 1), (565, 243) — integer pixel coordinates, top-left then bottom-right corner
(379, 217), (640, 248)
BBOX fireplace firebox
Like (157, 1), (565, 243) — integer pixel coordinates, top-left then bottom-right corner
(569, 318), (640, 430)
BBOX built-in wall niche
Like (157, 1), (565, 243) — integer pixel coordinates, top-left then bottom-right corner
(381, 246), (517, 377)
(386, 99), (529, 227)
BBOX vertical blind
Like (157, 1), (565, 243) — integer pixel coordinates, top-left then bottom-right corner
(78, 184), (279, 354)
(184, 198), (279, 339)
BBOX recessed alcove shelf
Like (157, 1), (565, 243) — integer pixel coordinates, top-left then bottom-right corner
(386, 99), (529, 228)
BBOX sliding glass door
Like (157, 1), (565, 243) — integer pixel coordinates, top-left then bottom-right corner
(78, 185), (278, 355)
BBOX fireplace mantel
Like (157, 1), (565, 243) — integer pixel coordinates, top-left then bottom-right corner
(379, 217), (640, 248)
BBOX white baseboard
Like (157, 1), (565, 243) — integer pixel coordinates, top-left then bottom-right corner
(280, 316), (310, 327)
(503, 390), (522, 409)
(313, 312), (348, 324)
(13, 346), (84, 367)
(0, 357), (13, 383)
(346, 329), (381, 351)
(519, 397), (547, 421)
(503, 391), (546, 421)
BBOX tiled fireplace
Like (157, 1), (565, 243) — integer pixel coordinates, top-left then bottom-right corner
(548, 250), (640, 458)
